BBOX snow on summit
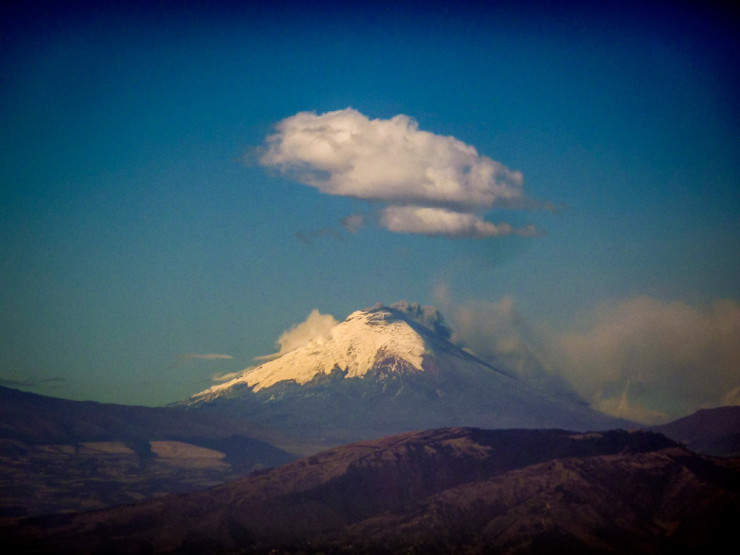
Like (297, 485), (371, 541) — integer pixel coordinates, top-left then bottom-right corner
(190, 305), (432, 400)
(182, 302), (632, 441)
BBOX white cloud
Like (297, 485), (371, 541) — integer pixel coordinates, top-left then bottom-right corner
(259, 108), (541, 238)
(255, 309), (339, 361)
(380, 205), (538, 238)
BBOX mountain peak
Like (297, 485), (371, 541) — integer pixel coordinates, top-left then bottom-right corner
(368, 301), (452, 340)
(190, 304), (437, 400)
(182, 302), (631, 448)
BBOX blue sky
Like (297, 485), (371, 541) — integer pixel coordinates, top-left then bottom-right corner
(1, 1), (738, 422)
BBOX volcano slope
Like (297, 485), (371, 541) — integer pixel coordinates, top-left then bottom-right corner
(3, 427), (738, 554)
(180, 304), (630, 451)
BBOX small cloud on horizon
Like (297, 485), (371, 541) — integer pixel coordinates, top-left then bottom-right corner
(258, 108), (546, 239)
(0, 376), (66, 389)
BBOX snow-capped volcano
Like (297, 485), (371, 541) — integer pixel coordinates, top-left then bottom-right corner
(181, 303), (630, 452)
(192, 305), (433, 400)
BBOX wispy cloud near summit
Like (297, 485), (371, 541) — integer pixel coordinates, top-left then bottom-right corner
(259, 108), (543, 238)
(254, 309), (339, 362)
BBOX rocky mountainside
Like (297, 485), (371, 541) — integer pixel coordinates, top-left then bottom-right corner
(4, 427), (737, 554)
(0, 386), (295, 517)
(180, 304), (630, 451)
(650, 405), (740, 457)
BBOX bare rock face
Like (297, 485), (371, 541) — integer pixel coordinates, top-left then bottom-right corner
(181, 305), (629, 451)
(4, 428), (737, 554)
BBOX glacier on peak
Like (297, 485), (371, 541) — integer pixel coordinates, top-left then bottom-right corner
(190, 305), (434, 400)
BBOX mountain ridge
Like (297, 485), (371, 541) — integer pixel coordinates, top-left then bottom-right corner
(0, 385), (295, 517)
(650, 405), (740, 457)
(4, 426), (736, 554)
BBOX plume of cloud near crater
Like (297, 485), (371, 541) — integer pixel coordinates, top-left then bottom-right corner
(389, 300), (452, 340)
(254, 309), (339, 362)
(258, 108), (543, 238)
(441, 294), (740, 424)
(554, 297), (740, 421)
(212, 369), (250, 383)
(443, 296), (579, 402)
